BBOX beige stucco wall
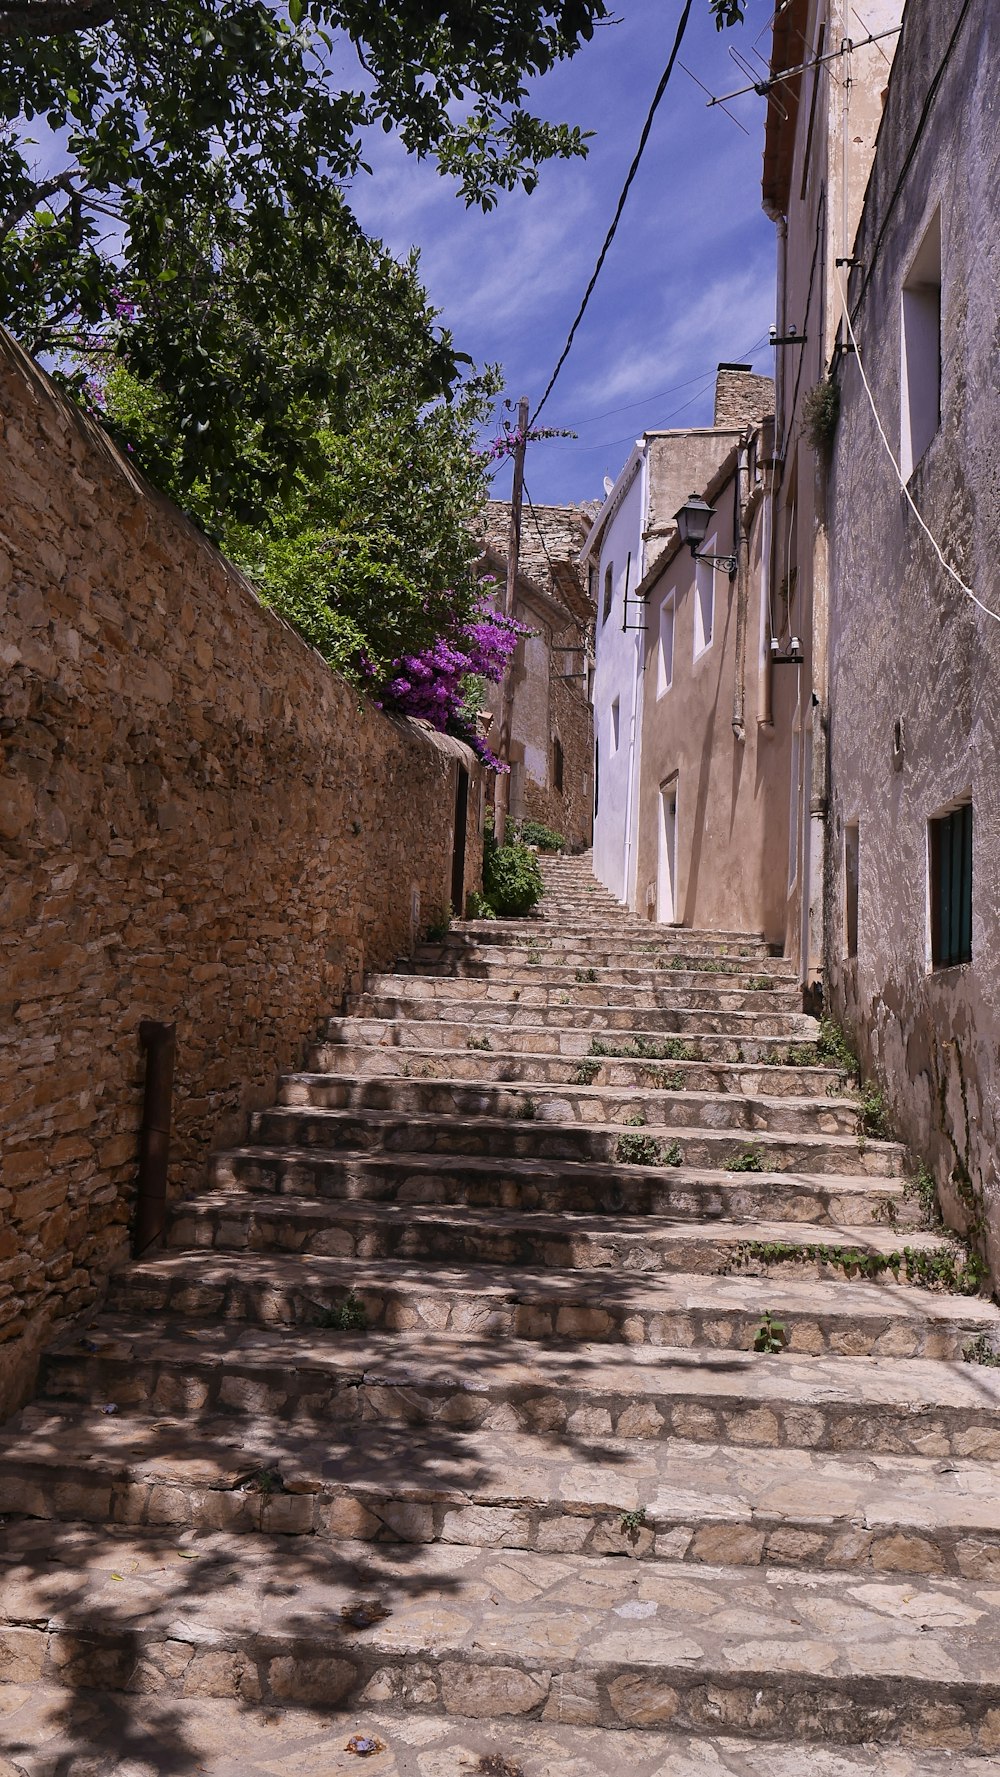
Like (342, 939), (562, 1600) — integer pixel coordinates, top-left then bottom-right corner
(635, 433), (791, 945)
(825, 0), (1000, 1277)
(0, 329), (483, 1419)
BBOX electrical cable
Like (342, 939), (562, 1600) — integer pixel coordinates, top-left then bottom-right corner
(560, 330), (771, 430)
(834, 263), (1000, 626)
(530, 0), (695, 426)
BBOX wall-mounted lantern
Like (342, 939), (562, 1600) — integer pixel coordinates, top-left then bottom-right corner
(673, 494), (737, 577)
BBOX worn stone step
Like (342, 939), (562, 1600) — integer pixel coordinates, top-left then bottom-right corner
(6, 1688), (1000, 1777)
(107, 1250), (999, 1359)
(405, 949), (799, 983)
(37, 1319), (1000, 1459)
(455, 919), (776, 954)
(367, 973), (802, 1012)
(3, 1521), (1000, 1745)
(7, 1401), (1000, 1583)
(277, 1071), (864, 1138)
(327, 1015), (819, 1066)
(249, 1104), (904, 1179)
(209, 1144), (912, 1228)
(168, 1193), (963, 1285)
(309, 1042), (846, 1098)
(350, 995), (817, 1039)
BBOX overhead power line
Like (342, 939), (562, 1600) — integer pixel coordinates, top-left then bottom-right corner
(531, 0), (695, 426)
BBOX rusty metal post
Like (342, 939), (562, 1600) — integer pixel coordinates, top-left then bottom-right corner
(134, 1019), (176, 1256)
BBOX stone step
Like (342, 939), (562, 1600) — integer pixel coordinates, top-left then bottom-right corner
(3, 1521), (1000, 1744)
(38, 1319), (1000, 1459)
(209, 1145), (912, 1227)
(107, 1250), (999, 1358)
(455, 919), (776, 954)
(348, 996), (817, 1039)
(309, 1041), (846, 1098)
(7, 1687), (998, 1777)
(364, 974), (803, 1013)
(407, 947), (799, 981)
(248, 1104), (904, 1179)
(276, 1070), (864, 1137)
(327, 1015), (819, 1066)
(7, 1689), (1000, 1777)
(7, 1402), (1000, 1582)
(168, 1193), (962, 1285)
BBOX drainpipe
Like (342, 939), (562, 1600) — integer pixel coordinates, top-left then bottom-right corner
(134, 1019), (176, 1256)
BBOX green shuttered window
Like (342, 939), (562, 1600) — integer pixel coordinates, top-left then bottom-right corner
(930, 802), (972, 968)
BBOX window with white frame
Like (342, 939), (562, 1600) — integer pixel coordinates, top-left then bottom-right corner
(657, 593), (675, 697)
(610, 696), (621, 754)
(694, 549), (715, 658)
(900, 208), (942, 479)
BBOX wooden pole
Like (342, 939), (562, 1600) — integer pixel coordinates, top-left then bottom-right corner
(493, 395), (530, 843)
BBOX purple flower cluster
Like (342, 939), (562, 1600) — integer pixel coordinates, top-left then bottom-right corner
(377, 597), (528, 771)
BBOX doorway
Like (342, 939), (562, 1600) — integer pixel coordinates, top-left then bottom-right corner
(657, 779), (678, 924)
(451, 765), (469, 915)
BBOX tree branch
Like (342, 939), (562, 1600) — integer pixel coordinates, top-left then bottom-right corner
(0, 0), (115, 40)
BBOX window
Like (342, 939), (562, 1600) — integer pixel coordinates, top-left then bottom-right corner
(610, 697), (621, 753)
(602, 562), (614, 625)
(694, 551), (715, 657)
(929, 800), (972, 967)
(657, 593), (675, 696)
(552, 735), (564, 794)
(900, 209), (942, 479)
(844, 823), (859, 958)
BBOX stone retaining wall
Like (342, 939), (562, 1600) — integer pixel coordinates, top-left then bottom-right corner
(0, 329), (482, 1419)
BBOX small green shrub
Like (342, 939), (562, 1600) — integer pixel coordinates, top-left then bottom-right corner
(483, 836), (543, 917)
(963, 1333), (1000, 1367)
(907, 1163), (939, 1227)
(425, 910), (451, 942)
(575, 967), (598, 983)
(857, 1083), (892, 1141)
(746, 975), (772, 992)
(803, 377), (841, 455)
(515, 1096), (537, 1120)
(317, 1292), (368, 1331)
(723, 1145), (765, 1173)
(590, 1035), (696, 1063)
(615, 1133), (663, 1166)
(764, 1042), (822, 1068)
(467, 1034), (492, 1051)
(516, 820), (564, 852)
(815, 1018), (860, 1080)
(661, 1140), (683, 1167)
(571, 1058), (601, 1085)
(752, 1311), (787, 1353)
(465, 890), (495, 920)
(622, 1111), (647, 1127)
(725, 1237), (987, 1295)
(619, 1505), (648, 1540)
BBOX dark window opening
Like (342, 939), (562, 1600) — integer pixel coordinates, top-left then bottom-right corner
(552, 736), (564, 795)
(602, 563), (614, 625)
(844, 823), (859, 958)
(930, 801), (972, 967)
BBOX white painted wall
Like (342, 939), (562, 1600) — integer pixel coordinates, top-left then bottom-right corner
(588, 452), (646, 904)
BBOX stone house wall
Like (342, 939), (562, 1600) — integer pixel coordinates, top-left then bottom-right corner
(825, 0), (1000, 1277)
(0, 329), (483, 1420)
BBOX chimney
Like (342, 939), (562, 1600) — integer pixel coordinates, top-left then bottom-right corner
(714, 362), (775, 429)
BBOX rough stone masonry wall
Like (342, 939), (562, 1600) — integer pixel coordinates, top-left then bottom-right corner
(825, 0), (1000, 1280)
(0, 330), (482, 1420)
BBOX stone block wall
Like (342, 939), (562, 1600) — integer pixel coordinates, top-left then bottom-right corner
(0, 329), (482, 1419)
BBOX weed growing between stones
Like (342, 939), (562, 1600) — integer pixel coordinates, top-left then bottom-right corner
(723, 1145), (764, 1173)
(907, 1163), (940, 1226)
(764, 1041), (823, 1067)
(870, 1194), (900, 1228)
(746, 975), (772, 991)
(571, 1058), (601, 1084)
(425, 909), (451, 942)
(316, 1292), (368, 1331)
(515, 1096), (537, 1120)
(575, 967), (598, 983)
(619, 1505), (648, 1541)
(238, 1467), (284, 1497)
(643, 1066), (685, 1090)
(752, 1312), (787, 1353)
(963, 1334), (1000, 1366)
(590, 1035), (697, 1063)
(857, 1083), (892, 1141)
(465, 890), (495, 919)
(663, 954), (726, 973)
(622, 1111), (646, 1127)
(615, 1133), (682, 1167)
(815, 1017), (861, 1080)
(525, 942), (542, 966)
(725, 1238), (987, 1295)
(467, 1034), (492, 1051)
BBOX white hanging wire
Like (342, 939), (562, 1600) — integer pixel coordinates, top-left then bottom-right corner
(834, 262), (1000, 625)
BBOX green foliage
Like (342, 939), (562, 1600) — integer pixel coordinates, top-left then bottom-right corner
(662, 953), (725, 973)
(465, 891), (495, 920)
(622, 1111), (646, 1127)
(516, 820), (564, 851)
(857, 1083), (892, 1141)
(645, 1067), (685, 1091)
(907, 1163), (940, 1227)
(571, 1058), (601, 1085)
(514, 1095), (537, 1120)
(317, 1292), (368, 1331)
(425, 909), (451, 943)
(746, 975), (772, 991)
(803, 378), (841, 456)
(590, 1036), (697, 1063)
(815, 1018), (860, 1080)
(615, 1133), (682, 1168)
(963, 1334), (1000, 1367)
(752, 1311), (786, 1353)
(575, 967), (598, 983)
(467, 1034), (492, 1051)
(727, 1237), (987, 1296)
(723, 1145), (765, 1173)
(619, 1505), (648, 1540)
(483, 832), (543, 918)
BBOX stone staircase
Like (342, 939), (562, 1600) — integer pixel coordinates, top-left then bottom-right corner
(3, 850), (1000, 1775)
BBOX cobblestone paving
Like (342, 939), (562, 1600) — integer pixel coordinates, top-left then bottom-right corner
(2, 853), (1000, 1772)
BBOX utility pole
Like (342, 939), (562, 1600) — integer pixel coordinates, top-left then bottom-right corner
(492, 394), (529, 842)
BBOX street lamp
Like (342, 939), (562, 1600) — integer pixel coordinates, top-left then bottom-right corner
(674, 494), (738, 576)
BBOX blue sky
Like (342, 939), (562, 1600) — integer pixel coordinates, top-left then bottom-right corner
(350, 0), (781, 507)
